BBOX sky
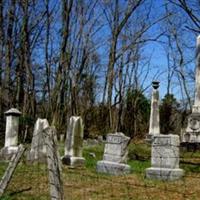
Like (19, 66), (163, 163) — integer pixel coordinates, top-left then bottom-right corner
(35, 0), (198, 103)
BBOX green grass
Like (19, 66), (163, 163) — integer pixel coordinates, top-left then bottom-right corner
(83, 144), (104, 170)
(0, 142), (200, 199)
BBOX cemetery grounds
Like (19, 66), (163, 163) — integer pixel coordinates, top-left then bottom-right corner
(0, 141), (200, 200)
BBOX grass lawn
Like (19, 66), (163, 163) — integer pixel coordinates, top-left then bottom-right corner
(0, 142), (200, 200)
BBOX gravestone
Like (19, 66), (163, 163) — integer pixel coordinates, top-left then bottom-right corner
(146, 81), (160, 142)
(182, 35), (200, 143)
(146, 134), (184, 180)
(96, 132), (131, 175)
(62, 116), (85, 167)
(0, 108), (21, 160)
(27, 118), (49, 163)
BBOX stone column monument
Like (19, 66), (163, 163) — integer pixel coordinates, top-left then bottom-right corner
(146, 81), (160, 141)
(182, 35), (200, 143)
(0, 108), (21, 159)
(62, 116), (85, 167)
(96, 132), (131, 175)
(146, 134), (184, 181)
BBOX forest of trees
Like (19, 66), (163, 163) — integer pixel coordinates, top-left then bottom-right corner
(0, 0), (199, 140)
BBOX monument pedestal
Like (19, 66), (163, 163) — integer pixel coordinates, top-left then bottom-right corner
(181, 112), (200, 143)
(97, 160), (131, 175)
(146, 167), (184, 181)
(62, 156), (85, 167)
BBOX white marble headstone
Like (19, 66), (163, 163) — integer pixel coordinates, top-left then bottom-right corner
(27, 118), (49, 163)
(62, 116), (85, 167)
(0, 108), (21, 160)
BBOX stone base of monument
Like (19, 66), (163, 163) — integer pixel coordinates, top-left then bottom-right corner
(62, 155), (85, 167)
(145, 134), (155, 143)
(96, 160), (131, 175)
(145, 167), (184, 181)
(26, 151), (47, 164)
(0, 146), (19, 160)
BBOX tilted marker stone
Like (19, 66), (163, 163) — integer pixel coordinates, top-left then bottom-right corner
(96, 132), (131, 175)
(27, 118), (49, 163)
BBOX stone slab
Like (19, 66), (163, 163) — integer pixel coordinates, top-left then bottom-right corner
(62, 156), (85, 167)
(145, 167), (184, 181)
(103, 132), (129, 163)
(96, 160), (131, 175)
(26, 118), (49, 163)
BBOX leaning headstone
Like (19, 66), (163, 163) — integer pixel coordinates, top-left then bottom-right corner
(96, 132), (131, 175)
(27, 118), (49, 163)
(0, 108), (21, 160)
(146, 81), (160, 142)
(146, 134), (184, 181)
(182, 35), (200, 143)
(45, 127), (64, 200)
(0, 144), (25, 197)
(62, 116), (85, 167)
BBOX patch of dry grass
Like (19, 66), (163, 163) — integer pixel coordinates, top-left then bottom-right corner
(0, 143), (200, 200)
(62, 167), (200, 200)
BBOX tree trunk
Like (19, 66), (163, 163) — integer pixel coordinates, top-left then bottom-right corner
(5, 0), (16, 107)
(52, 0), (73, 127)
(0, 0), (4, 121)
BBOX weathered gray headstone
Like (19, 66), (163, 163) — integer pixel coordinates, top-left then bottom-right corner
(45, 127), (64, 200)
(182, 35), (200, 143)
(62, 116), (85, 167)
(96, 132), (131, 175)
(146, 81), (160, 142)
(27, 118), (49, 163)
(0, 108), (21, 160)
(146, 134), (184, 181)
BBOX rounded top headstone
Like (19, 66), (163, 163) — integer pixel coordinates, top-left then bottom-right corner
(152, 81), (160, 89)
(5, 108), (22, 116)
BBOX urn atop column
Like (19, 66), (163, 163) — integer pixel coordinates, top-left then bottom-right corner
(152, 81), (160, 89)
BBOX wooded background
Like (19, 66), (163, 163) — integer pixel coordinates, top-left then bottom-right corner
(0, 0), (199, 141)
